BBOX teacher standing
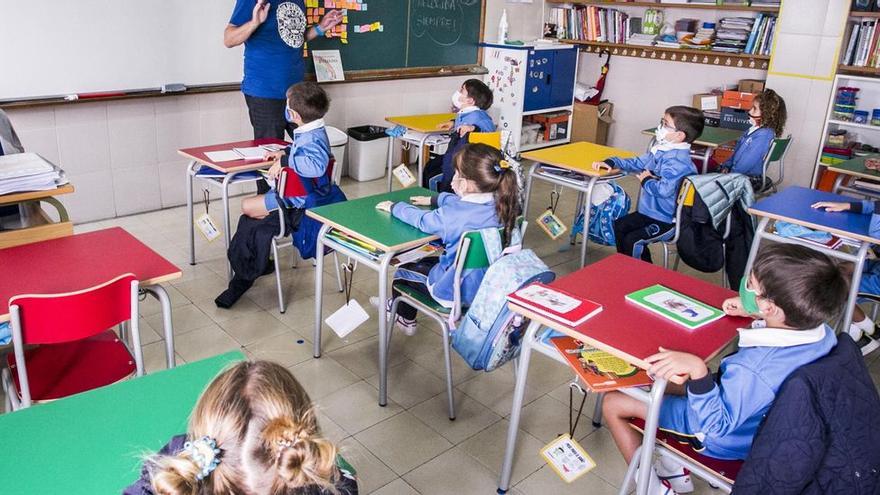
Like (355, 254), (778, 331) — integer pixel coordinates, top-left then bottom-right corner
(224, 0), (342, 191)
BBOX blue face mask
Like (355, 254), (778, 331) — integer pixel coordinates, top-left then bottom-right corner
(285, 106), (295, 123)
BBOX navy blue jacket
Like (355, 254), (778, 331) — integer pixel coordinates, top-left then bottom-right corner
(733, 334), (880, 494)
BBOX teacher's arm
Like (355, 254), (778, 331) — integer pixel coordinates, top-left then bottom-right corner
(306, 9), (343, 41)
(224, 0), (270, 48)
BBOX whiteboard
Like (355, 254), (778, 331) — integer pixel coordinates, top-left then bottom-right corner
(0, 0), (245, 101)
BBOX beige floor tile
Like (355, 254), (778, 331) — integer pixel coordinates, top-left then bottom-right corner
(546, 382), (602, 427)
(136, 317), (162, 346)
(327, 335), (409, 379)
(579, 426), (631, 488)
(315, 409), (349, 444)
(409, 390), (501, 445)
(141, 340), (185, 374)
(173, 324), (241, 362)
(364, 359), (447, 409)
(409, 346), (480, 385)
(319, 381), (403, 435)
(145, 303), (213, 336)
(191, 294), (263, 324)
(459, 420), (545, 486)
(516, 466), (618, 495)
(403, 446), (504, 495)
(288, 356), (361, 400)
(516, 394), (596, 444)
(368, 478), (419, 495)
(523, 352), (580, 392)
(385, 325), (446, 360)
(246, 331), (313, 368)
(354, 411), (452, 476)
(338, 437), (398, 494)
(456, 368), (542, 417)
(138, 284), (190, 316)
(219, 311), (291, 346)
(171, 273), (230, 301)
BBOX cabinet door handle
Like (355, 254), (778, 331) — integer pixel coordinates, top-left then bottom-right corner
(545, 73), (552, 85)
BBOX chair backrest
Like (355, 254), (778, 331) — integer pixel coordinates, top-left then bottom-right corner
(459, 231), (492, 270)
(277, 158), (335, 199)
(9, 273), (138, 345)
(767, 135), (791, 163)
(468, 132), (502, 150)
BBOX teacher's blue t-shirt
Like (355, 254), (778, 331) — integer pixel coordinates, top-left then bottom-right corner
(229, 0), (307, 99)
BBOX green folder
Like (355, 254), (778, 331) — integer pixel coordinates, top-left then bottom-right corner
(625, 284), (724, 330)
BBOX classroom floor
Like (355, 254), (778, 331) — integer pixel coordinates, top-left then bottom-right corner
(8, 173), (880, 494)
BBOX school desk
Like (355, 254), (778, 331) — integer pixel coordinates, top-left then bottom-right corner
(0, 227), (182, 368)
(384, 113), (456, 191)
(496, 254), (746, 495)
(307, 188), (438, 407)
(641, 126), (743, 174)
(520, 141), (637, 267)
(746, 186), (880, 333)
(828, 154), (880, 200)
(0, 183), (75, 249)
(179, 138), (288, 279)
(0, 350), (243, 494)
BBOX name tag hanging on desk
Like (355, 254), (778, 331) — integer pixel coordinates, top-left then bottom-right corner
(325, 262), (369, 339)
(537, 189), (568, 240)
(195, 190), (222, 242)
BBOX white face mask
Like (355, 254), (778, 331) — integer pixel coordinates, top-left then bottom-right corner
(451, 90), (463, 110)
(451, 171), (467, 196)
(654, 124), (671, 145)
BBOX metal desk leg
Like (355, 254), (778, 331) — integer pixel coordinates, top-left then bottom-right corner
(634, 378), (669, 495)
(831, 173), (847, 194)
(580, 177), (600, 267)
(378, 253), (393, 407)
(387, 136), (396, 192)
(521, 162), (539, 221)
(742, 217), (770, 280)
(314, 224), (330, 358)
(497, 320), (541, 494)
(221, 173), (235, 280)
(186, 161), (197, 266)
(141, 285), (176, 369)
(571, 191), (585, 246)
(417, 134), (430, 187)
(844, 242), (871, 332)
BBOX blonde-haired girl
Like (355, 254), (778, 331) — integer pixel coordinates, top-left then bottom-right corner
(125, 361), (357, 495)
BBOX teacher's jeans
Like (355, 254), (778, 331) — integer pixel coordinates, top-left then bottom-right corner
(244, 94), (297, 194)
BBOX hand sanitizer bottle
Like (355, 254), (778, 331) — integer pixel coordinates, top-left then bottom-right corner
(498, 9), (509, 44)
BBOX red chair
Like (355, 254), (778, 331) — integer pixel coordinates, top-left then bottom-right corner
(271, 162), (344, 313)
(2, 273), (145, 411)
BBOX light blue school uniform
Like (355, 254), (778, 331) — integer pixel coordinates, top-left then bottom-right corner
(847, 200), (880, 295)
(263, 119), (330, 210)
(608, 146), (696, 224)
(456, 107), (496, 133)
(391, 192), (501, 307)
(720, 126), (775, 177)
(659, 322), (836, 460)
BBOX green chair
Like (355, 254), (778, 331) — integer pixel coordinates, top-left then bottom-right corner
(756, 134), (792, 195)
(387, 230), (492, 420)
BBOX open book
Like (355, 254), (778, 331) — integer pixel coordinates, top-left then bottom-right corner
(551, 336), (652, 392)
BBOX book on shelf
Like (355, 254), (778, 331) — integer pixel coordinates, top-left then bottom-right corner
(843, 18), (880, 68)
(550, 336), (653, 393)
(625, 284), (725, 330)
(507, 283), (603, 327)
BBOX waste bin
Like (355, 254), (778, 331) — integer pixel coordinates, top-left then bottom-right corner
(326, 126), (348, 183)
(347, 125), (389, 182)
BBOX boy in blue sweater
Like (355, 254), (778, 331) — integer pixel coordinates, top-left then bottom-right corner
(592, 106), (703, 263)
(241, 81), (331, 219)
(603, 244), (846, 495)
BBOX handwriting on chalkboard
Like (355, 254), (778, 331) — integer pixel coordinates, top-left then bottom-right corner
(411, 0), (478, 47)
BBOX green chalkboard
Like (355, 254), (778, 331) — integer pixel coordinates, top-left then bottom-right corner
(305, 0), (484, 73)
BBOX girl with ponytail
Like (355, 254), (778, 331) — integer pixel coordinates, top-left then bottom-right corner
(375, 142), (522, 336)
(125, 361), (357, 495)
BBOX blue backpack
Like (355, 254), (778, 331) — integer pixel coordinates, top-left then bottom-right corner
(571, 181), (631, 246)
(451, 233), (555, 371)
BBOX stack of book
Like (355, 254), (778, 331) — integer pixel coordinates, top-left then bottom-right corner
(743, 14), (777, 56)
(0, 153), (67, 195)
(842, 18), (880, 68)
(820, 145), (854, 166)
(325, 229), (383, 258)
(627, 33), (658, 46)
(713, 17), (754, 53)
(546, 6), (632, 44)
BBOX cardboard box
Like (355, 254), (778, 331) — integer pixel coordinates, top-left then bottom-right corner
(738, 79), (765, 94)
(720, 107), (751, 131)
(531, 112), (571, 142)
(571, 102), (613, 145)
(693, 93), (721, 112)
(721, 90), (756, 110)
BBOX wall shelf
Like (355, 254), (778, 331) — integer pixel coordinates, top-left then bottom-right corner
(545, 0), (779, 13)
(561, 39), (770, 69)
(850, 11), (880, 18)
(838, 64), (880, 77)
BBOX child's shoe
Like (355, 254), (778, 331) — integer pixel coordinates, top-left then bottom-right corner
(370, 297), (418, 336)
(635, 467), (678, 495)
(655, 457), (694, 493)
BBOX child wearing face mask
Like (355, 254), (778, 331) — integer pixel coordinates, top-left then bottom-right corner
(592, 106), (703, 263)
(719, 89), (787, 190)
(602, 244), (845, 495)
(375, 143), (519, 335)
(241, 81), (332, 219)
(421, 79), (496, 192)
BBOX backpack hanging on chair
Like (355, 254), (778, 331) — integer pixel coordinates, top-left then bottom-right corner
(571, 181), (631, 246)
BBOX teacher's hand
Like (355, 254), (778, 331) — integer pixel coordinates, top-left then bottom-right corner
(252, 0), (270, 26)
(320, 9), (344, 31)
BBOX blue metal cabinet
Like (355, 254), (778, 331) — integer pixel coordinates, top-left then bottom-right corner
(524, 47), (577, 112)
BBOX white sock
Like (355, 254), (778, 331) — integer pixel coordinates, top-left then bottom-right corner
(854, 316), (876, 337)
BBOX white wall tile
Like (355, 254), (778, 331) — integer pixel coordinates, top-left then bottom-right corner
(4, 107), (55, 130)
(54, 102), (107, 126)
(15, 128), (60, 164)
(200, 109), (244, 145)
(158, 160), (189, 208)
(157, 110), (201, 162)
(112, 165), (162, 216)
(56, 121), (111, 174)
(64, 171), (117, 222)
(108, 101), (158, 168)
(777, 0), (831, 35)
